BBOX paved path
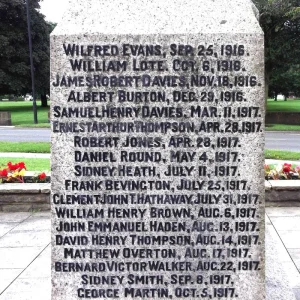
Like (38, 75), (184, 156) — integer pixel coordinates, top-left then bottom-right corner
(0, 153), (50, 159)
(0, 128), (50, 142)
(266, 132), (300, 152)
(0, 212), (50, 300)
(0, 209), (300, 299)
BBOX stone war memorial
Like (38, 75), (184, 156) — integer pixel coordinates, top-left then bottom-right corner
(50, 0), (265, 299)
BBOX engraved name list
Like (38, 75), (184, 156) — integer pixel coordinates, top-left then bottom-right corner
(51, 35), (264, 299)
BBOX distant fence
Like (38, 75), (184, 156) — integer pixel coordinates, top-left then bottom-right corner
(266, 112), (300, 125)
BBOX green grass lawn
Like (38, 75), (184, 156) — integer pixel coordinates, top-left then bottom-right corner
(267, 98), (300, 112)
(0, 100), (50, 127)
(0, 142), (50, 153)
(0, 157), (50, 171)
(266, 124), (300, 131)
(264, 150), (300, 161)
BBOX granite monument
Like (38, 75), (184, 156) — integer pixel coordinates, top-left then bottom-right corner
(51, 0), (265, 299)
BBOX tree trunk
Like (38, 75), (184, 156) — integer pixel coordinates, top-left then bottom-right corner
(41, 94), (48, 107)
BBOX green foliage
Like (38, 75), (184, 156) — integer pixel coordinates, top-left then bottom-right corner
(269, 65), (300, 97)
(0, 142), (50, 153)
(0, 0), (52, 96)
(253, 0), (300, 96)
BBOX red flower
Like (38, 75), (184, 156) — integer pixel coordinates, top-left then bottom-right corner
(8, 162), (18, 170)
(7, 162), (18, 171)
(18, 162), (26, 170)
(7, 161), (26, 171)
(0, 169), (8, 177)
(283, 163), (292, 173)
(39, 172), (46, 180)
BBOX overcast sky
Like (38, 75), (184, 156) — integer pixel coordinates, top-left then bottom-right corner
(39, 0), (69, 23)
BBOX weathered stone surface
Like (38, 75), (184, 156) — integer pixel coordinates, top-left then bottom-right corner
(0, 184), (50, 212)
(0, 212), (32, 222)
(0, 111), (11, 126)
(53, 0), (261, 35)
(268, 180), (300, 190)
(0, 277), (51, 300)
(51, 0), (265, 299)
(0, 183), (50, 194)
(266, 190), (300, 204)
(0, 222), (17, 236)
(266, 180), (300, 206)
(31, 203), (51, 211)
(1, 183), (300, 211)
(0, 229), (50, 247)
(0, 194), (49, 204)
(0, 247), (44, 268)
(1, 203), (50, 213)
(265, 180), (272, 190)
(266, 223), (296, 300)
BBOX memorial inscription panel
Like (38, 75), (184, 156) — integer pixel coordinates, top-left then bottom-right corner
(51, 33), (265, 299)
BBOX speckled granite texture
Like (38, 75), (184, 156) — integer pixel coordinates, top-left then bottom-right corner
(52, 0), (261, 35)
(51, 1), (265, 299)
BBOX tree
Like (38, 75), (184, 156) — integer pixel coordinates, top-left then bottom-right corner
(253, 0), (300, 99)
(269, 65), (300, 99)
(0, 0), (52, 107)
(269, 68), (291, 100)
